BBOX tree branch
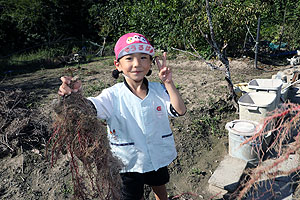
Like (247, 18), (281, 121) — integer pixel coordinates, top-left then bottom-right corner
(170, 47), (221, 70)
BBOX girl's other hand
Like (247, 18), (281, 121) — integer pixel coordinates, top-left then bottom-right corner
(156, 52), (172, 83)
(58, 76), (82, 96)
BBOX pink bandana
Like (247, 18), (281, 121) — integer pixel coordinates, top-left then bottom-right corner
(114, 33), (155, 60)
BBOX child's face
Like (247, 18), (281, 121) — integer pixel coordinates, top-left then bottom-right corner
(115, 53), (152, 82)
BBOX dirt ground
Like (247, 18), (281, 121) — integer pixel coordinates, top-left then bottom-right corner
(0, 55), (289, 200)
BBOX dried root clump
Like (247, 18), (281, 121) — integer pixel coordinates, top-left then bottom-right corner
(48, 87), (122, 200)
(237, 102), (300, 199)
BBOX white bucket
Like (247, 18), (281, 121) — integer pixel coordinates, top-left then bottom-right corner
(226, 120), (263, 165)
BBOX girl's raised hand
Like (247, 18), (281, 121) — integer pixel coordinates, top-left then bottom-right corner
(58, 76), (82, 96)
(155, 52), (172, 83)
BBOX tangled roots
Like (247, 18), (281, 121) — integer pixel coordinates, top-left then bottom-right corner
(48, 90), (122, 200)
(237, 102), (300, 199)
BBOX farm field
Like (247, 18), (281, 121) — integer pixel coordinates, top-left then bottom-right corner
(0, 55), (291, 199)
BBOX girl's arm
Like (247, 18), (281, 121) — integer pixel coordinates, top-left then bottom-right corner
(156, 52), (186, 116)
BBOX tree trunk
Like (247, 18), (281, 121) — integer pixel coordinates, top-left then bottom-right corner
(204, 0), (238, 110)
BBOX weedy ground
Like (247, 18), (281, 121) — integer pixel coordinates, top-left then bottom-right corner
(0, 55), (296, 199)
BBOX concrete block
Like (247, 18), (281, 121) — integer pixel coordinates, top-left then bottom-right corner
(208, 184), (227, 199)
(208, 154), (247, 193)
(282, 194), (293, 200)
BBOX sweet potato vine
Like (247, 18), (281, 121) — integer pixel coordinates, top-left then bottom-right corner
(237, 102), (300, 199)
(47, 77), (122, 200)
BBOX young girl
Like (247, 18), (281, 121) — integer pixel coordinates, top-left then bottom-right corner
(58, 33), (186, 200)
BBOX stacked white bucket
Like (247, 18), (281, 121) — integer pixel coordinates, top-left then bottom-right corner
(226, 79), (283, 165)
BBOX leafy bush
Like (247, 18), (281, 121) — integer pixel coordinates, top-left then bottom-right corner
(1, 0), (299, 57)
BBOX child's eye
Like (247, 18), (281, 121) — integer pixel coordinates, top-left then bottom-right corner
(125, 57), (132, 61)
(141, 56), (147, 59)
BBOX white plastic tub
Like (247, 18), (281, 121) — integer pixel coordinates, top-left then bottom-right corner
(248, 79), (283, 105)
(238, 92), (277, 123)
(225, 120), (263, 165)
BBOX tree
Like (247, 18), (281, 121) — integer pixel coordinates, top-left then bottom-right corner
(0, 0), (97, 55)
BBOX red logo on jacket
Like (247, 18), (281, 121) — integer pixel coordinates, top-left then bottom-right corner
(156, 106), (161, 111)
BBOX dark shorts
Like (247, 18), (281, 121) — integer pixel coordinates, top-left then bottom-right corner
(120, 166), (170, 200)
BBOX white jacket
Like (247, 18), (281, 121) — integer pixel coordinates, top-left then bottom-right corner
(88, 80), (177, 173)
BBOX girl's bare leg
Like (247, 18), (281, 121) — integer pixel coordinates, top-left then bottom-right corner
(151, 185), (168, 200)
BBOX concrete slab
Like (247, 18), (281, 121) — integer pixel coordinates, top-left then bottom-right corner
(208, 184), (227, 199)
(283, 194), (293, 200)
(208, 154), (247, 193)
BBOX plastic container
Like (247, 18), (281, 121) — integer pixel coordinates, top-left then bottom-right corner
(225, 120), (263, 165)
(238, 92), (277, 123)
(248, 79), (283, 105)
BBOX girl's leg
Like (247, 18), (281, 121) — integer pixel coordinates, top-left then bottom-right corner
(151, 184), (168, 200)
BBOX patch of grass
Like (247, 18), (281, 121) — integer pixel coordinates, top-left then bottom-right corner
(101, 56), (115, 67)
(0, 45), (108, 76)
(201, 115), (221, 136)
(190, 168), (206, 176)
(190, 115), (220, 138)
(189, 111), (221, 138)
(188, 98), (236, 143)
(116, 78), (123, 83)
(0, 47), (65, 76)
(198, 100), (206, 106)
(220, 85), (226, 90)
(60, 180), (74, 197)
(175, 83), (182, 90)
(83, 80), (107, 97)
